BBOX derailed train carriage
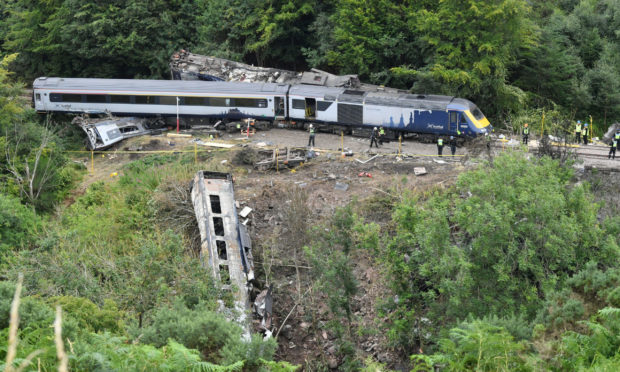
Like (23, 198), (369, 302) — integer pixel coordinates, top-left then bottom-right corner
(33, 77), (492, 138)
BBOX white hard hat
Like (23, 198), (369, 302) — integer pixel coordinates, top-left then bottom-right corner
(309, 124), (313, 128)
(450, 136), (454, 139)
(374, 127), (377, 130)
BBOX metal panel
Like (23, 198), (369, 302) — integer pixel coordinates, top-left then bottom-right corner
(338, 103), (363, 125)
(34, 78), (290, 95)
(190, 171), (254, 311)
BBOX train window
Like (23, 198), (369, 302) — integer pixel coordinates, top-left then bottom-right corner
(50, 93), (62, 102)
(235, 98), (257, 107)
(317, 101), (333, 111)
(159, 96), (177, 105)
(184, 96), (205, 106)
(471, 107), (484, 120)
(110, 95), (131, 103)
(135, 96), (155, 104)
(450, 112), (458, 122)
(209, 97), (228, 106)
(258, 99), (267, 108)
(86, 95), (107, 103)
(61, 94), (83, 103)
(292, 99), (305, 109)
(35, 93), (41, 101)
(460, 114), (468, 123)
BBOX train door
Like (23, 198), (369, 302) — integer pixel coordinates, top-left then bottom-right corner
(449, 111), (458, 133)
(305, 98), (316, 119)
(275, 96), (285, 118)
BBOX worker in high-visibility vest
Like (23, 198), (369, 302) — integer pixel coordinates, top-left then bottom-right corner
(582, 124), (588, 145)
(378, 127), (386, 145)
(522, 123), (530, 145)
(609, 138), (617, 160)
(575, 120), (582, 143)
(308, 124), (315, 147)
(615, 130), (620, 151)
(370, 127), (379, 148)
(437, 137), (444, 156)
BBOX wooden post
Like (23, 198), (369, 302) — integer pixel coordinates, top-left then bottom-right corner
(91, 150), (94, 175)
(341, 131), (344, 158)
(398, 134), (402, 157)
(276, 148), (279, 173)
(541, 110), (545, 137)
(194, 142), (198, 165)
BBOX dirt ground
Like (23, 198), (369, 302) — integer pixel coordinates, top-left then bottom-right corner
(70, 125), (619, 370)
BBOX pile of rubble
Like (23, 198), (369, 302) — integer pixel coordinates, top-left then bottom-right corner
(170, 49), (362, 88)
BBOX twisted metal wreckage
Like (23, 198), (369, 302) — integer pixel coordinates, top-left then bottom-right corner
(75, 50), (367, 150)
(190, 171), (272, 338)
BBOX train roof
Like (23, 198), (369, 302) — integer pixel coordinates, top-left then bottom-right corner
(290, 83), (473, 110)
(33, 77), (290, 95)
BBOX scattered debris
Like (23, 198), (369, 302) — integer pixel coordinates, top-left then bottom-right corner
(239, 206), (253, 218)
(254, 147), (307, 171)
(167, 132), (192, 138)
(196, 141), (236, 148)
(602, 123), (620, 143)
(171, 49), (361, 88)
(413, 167), (427, 176)
(334, 182), (349, 191)
(355, 155), (379, 164)
(357, 172), (372, 178)
(253, 286), (273, 332)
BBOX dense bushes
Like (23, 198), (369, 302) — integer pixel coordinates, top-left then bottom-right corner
(0, 153), (292, 370)
(367, 152), (619, 357)
(136, 300), (278, 365)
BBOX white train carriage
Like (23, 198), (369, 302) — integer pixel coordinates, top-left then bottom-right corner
(33, 77), (289, 121)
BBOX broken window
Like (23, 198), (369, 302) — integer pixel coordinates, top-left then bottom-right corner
(213, 217), (224, 236)
(219, 264), (231, 284)
(216, 240), (227, 260)
(119, 126), (138, 134)
(209, 195), (221, 214)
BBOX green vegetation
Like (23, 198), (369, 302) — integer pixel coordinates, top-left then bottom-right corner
(2, 0), (620, 370)
(3, 0), (620, 127)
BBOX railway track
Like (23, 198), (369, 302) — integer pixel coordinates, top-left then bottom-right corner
(548, 143), (615, 160)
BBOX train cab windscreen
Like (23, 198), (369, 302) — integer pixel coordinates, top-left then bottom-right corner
(471, 105), (485, 120)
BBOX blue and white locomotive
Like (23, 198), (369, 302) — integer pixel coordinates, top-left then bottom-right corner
(33, 77), (492, 137)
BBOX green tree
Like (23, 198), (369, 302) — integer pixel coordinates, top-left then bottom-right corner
(402, 0), (537, 119)
(377, 152), (618, 351)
